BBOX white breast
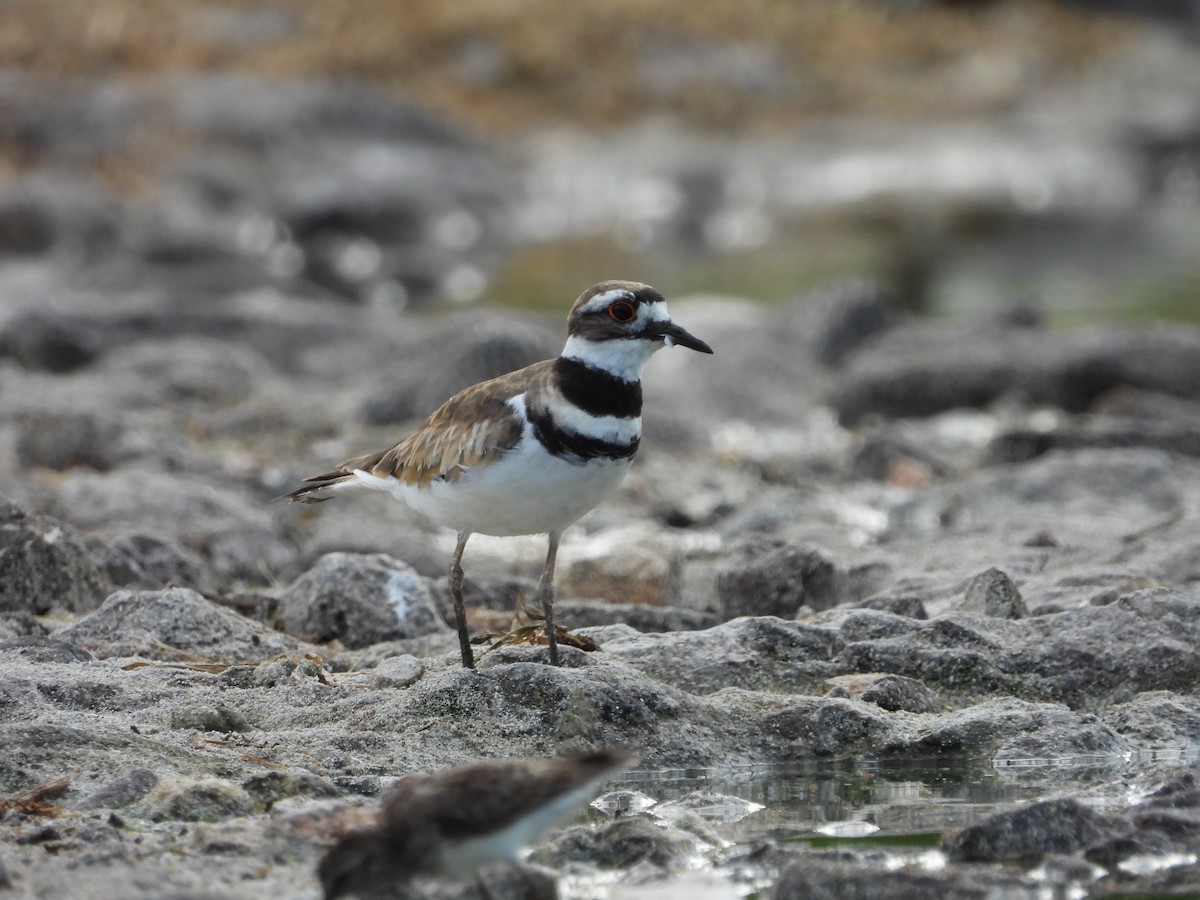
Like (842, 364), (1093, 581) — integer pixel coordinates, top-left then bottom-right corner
(351, 424), (631, 537)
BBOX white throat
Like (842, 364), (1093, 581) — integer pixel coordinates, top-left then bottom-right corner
(561, 334), (661, 382)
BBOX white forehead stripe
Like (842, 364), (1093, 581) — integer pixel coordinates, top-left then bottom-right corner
(642, 302), (670, 323)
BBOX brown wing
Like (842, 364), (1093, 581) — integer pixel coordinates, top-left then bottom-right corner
(354, 362), (550, 488)
(382, 750), (633, 840)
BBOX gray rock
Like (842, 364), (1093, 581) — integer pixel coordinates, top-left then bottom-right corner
(943, 798), (1112, 862)
(57, 587), (308, 661)
(1093, 386), (1200, 426)
(762, 697), (895, 758)
(0, 78), (140, 164)
(604, 616), (847, 695)
(892, 448), (1184, 550)
(984, 422), (1200, 466)
(1160, 538), (1200, 586)
(0, 187), (57, 255)
(362, 315), (555, 424)
(844, 562), (895, 605)
(832, 323), (1200, 425)
(241, 771), (339, 811)
(846, 433), (947, 483)
(557, 534), (683, 607)
(2, 73), (512, 307)
(842, 593), (1200, 706)
(97, 337), (276, 405)
(529, 815), (696, 870)
(780, 277), (908, 368)
(0, 635), (91, 663)
(897, 446), (1185, 556)
(75, 768), (159, 810)
(815, 608), (922, 642)
(0, 311), (103, 372)
(37, 470), (295, 584)
(716, 537), (845, 619)
(859, 674), (942, 714)
(252, 657), (298, 687)
(555, 599), (717, 633)
(15, 411), (123, 472)
(295, 505), (445, 579)
(1100, 691), (1200, 747)
(854, 593), (929, 619)
(86, 532), (211, 592)
(37, 680), (121, 711)
(0, 500), (112, 615)
(0, 611), (43, 642)
(894, 698), (1105, 758)
(825, 673), (942, 714)
(831, 322), (1020, 426)
(962, 568), (1028, 619)
(170, 705), (253, 734)
(140, 777), (253, 822)
(1, 723), (141, 794)
(992, 720), (1127, 766)
(371, 654), (424, 689)
(277, 552), (447, 648)
(773, 857), (1035, 900)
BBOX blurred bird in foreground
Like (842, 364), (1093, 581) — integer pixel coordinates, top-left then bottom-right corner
(319, 748), (635, 899)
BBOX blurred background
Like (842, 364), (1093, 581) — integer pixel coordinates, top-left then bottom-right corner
(1, 0), (1198, 324)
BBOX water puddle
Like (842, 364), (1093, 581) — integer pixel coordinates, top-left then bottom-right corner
(561, 752), (1200, 898)
(615, 756), (1044, 846)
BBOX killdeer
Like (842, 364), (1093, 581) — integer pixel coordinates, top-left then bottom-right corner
(288, 281), (712, 668)
(318, 748), (635, 899)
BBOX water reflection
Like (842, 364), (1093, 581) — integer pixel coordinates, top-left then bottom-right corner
(558, 754), (1193, 898)
(609, 756), (1047, 848)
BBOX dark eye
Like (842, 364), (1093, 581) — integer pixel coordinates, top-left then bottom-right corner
(608, 300), (636, 322)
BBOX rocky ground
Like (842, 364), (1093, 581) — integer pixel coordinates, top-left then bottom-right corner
(3, 13), (1200, 898)
(3, 245), (1200, 896)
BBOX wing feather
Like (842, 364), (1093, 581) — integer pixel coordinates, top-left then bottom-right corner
(362, 363), (547, 487)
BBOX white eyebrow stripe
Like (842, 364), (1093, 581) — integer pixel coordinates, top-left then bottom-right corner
(579, 289), (635, 315)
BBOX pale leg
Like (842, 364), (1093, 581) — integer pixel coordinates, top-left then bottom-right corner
(449, 531), (474, 670)
(538, 531), (561, 666)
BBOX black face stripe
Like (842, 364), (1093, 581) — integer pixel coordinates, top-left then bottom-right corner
(554, 358), (642, 418)
(630, 286), (666, 305)
(570, 315), (671, 344)
(527, 406), (640, 462)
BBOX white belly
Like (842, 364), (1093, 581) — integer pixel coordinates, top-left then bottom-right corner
(351, 432), (632, 537)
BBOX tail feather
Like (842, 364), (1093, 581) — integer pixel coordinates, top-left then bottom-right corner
(286, 449), (392, 503)
(284, 469), (356, 503)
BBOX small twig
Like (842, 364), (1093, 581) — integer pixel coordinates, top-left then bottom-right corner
(1120, 509), (1184, 544)
(0, 778), (70, 816)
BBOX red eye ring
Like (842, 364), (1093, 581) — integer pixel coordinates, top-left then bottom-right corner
(608, 300), (636, 322)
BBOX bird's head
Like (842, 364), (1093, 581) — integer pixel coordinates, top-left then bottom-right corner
(563, 281), (713, 380)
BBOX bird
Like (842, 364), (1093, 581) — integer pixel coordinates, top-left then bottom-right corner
(318, 748), (635, 899)
(287, 281), (713, 669)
